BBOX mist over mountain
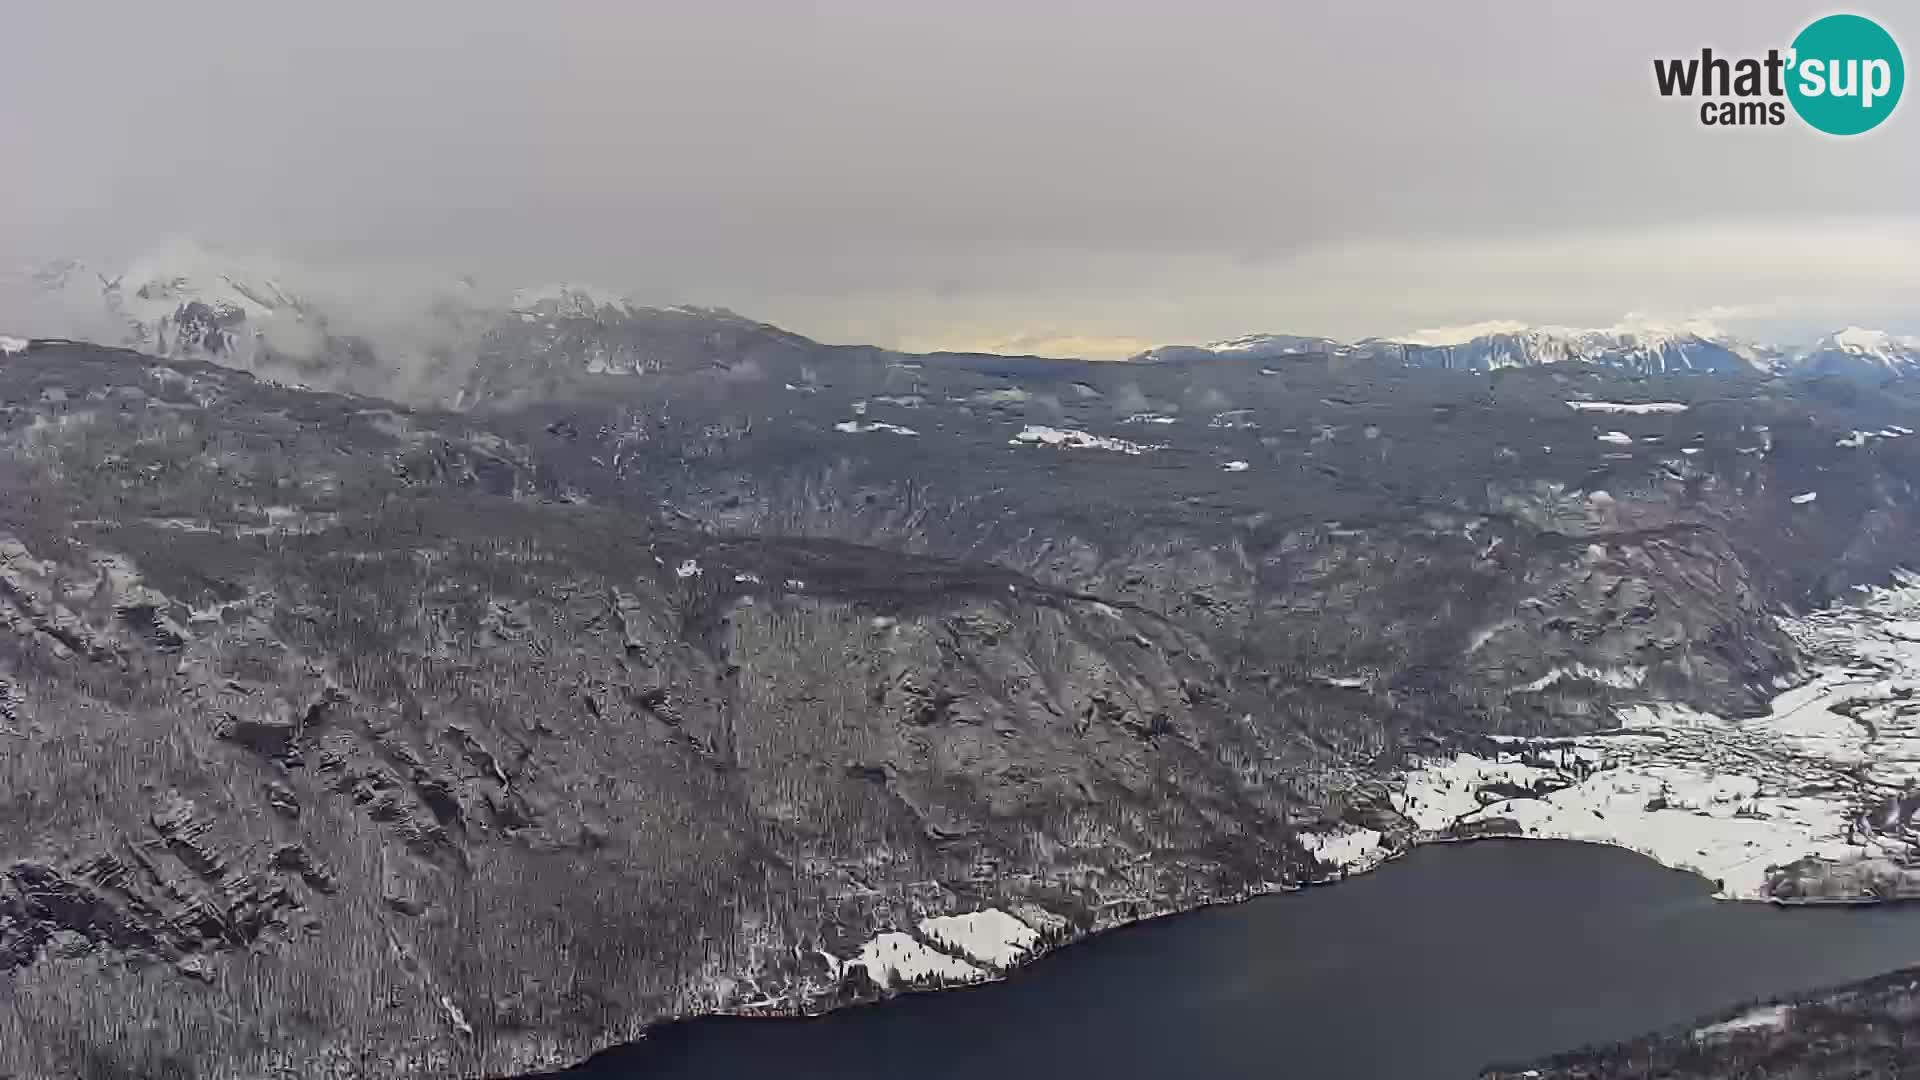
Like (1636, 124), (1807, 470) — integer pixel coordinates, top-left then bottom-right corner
(7, 251), (1918, 414)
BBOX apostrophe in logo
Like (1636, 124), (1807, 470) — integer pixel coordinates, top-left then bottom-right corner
(1788, 14), (1903, 134)
(1652, 13), (1903, 135)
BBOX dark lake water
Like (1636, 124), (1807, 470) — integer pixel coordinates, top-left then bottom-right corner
(544, 841), (1920, 1080)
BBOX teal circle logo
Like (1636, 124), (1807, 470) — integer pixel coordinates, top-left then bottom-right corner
(1788, 14), (1904, 135)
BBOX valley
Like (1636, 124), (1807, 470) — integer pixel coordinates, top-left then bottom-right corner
(5, 279), (1920, 1077)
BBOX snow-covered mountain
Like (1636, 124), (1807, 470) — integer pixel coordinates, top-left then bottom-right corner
(1790, 327), (1920, 379)
(0, 252), (822, 407)
(6, 250), (1917, 395)
(0, 251), (404, 395)
(1350, 323), (1761, 376)
(1136, 320), (1920, 380)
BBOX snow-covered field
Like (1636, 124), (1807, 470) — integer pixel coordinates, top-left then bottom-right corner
(849, 932), (985, 988)
(829, 908), (1046, 991)
(918, 909), (1042, 968)
(1314, 575), (1920, 902)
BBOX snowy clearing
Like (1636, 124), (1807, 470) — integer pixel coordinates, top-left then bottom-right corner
(917, 909), (1041, 968)
(1301, 827), (1386, 873)
(849, 932), (985, 988)
(1596, 431), (1634, 446)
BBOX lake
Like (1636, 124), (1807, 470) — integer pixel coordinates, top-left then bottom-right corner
(539, 841), (1920, 1079)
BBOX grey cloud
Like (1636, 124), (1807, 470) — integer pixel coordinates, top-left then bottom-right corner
(4, 0), (1916, 351)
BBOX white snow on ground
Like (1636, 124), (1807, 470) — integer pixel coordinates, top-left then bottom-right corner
(1567, 401), (1689, 414)
(1596, 430), (1634, 446)
(1009, 425), (1160, 455)
(1695, 1005), (1792, 1039)
(850, 932), (985, 988)
(833, 420), (919, 436)
(1121, 413), (1177, 425)
(917, 909), (1041, 968)
(1791, 491), (1819, 505)
(0, 336), (27, 355)
(1300, 826), (1385, 872)
(674, 559), (702, 579)
(1399, 574), (1920, 900)
(1222, 460), (1251, 472)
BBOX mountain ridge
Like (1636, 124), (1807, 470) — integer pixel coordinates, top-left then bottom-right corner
(7, 253), (1918, 400)
(1137, 321), (1920, 379)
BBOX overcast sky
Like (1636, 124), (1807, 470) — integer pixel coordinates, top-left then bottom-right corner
(4, 1), (1916, 356)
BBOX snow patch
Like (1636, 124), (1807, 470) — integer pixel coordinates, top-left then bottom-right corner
(1695, 1005), (1791, 1039)
(850, 932), (985, 988)
(917, 909), (1041, 968)
(1222, 460), (1251, 472)
(1009, 425), (1160, 455)
(1517, 664), (1645, 692)
(1791, 491), (1818, 505)
(675, 559), (703, 579)
(1596, 431), (1634, 446)
(0, 336), (27, 355)
(834, 420), (919, 436)
(1301, 827), (1385, 872)
(1567, 401), (1689, 414)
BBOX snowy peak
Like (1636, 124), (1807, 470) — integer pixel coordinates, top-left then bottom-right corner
(1352, 322), (1763, 376)
(1200, 332), (1339, 357)
(108, 254), (312, 359)
(0, 250), (318, 364)
(1794, 327), (1920, 379)
(1826, 326), (1907, 353)
(509, 283), (635, 320)
(0, 248), (845, 412)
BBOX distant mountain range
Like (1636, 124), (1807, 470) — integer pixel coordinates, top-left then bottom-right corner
(4, 253), (1917, 397)
(1136, 322), (1920, 380)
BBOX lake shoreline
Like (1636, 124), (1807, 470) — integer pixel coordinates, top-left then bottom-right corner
(508, 827), (1906, 1080)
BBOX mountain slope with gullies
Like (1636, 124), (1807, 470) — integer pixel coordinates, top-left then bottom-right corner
(5, 332), (1920, 1078)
